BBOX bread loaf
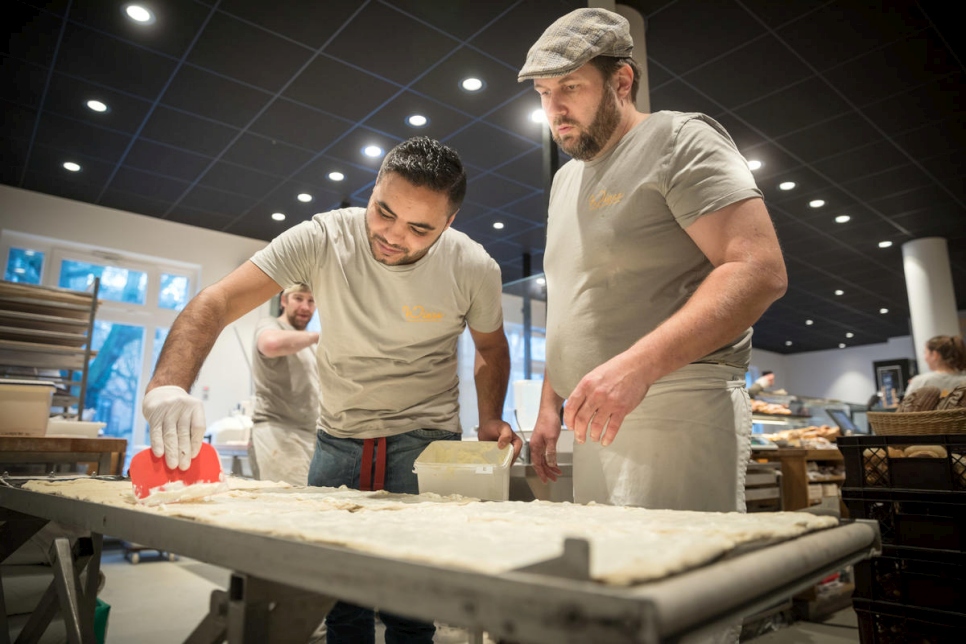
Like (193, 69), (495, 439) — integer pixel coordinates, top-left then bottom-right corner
(863, 447), (889, 484)
(903, 445), (948, 458)
(897, 386), (942, 412)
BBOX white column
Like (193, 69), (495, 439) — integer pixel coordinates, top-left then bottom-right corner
(902, 237), (960, 373)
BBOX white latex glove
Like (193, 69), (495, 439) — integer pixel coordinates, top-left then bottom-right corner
(142, 386), (207, 471)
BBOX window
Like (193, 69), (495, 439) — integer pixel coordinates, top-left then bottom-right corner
(159, 273), (190, 311)
(59, 259), (148, 305)
(4, 247), (45, 284)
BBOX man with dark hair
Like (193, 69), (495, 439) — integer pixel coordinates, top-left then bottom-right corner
(519, 8), (787, 516)
(249, 282), (319, 485)
(143, 136), (520, 643)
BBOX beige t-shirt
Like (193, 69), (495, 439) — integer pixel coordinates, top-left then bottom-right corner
(251, 316), (320, 430)
(545, 111), (763, 398)
(250, 208), (504, 438)
(905, 371), (966, 397)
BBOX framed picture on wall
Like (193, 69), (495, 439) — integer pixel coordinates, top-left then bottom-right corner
(873, 358), (917, 405)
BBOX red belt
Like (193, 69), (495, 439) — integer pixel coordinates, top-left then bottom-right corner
(359, 437), (387, 491)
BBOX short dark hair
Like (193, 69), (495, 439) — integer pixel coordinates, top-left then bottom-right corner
(376, 137), (467, 215)
(763, 370), (774, 376)
(589, 56), (642, 102)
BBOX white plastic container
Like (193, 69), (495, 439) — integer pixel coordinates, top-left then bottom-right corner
(414, 440), (512, 501)
(46, 419), (106, 438)
(0, 379), (56, 436)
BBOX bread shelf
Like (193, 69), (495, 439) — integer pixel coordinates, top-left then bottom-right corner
(0, 280), (99, 419)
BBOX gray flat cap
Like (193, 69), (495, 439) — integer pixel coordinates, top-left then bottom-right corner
(518, 8), (633, 82)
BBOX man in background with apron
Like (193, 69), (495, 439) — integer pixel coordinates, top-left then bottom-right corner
(249, 282), (320, 486)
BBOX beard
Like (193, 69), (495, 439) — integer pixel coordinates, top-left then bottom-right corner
(283, 308), (309, 330)
(552, 85), (621, 161)
(364, 214), (432, 266)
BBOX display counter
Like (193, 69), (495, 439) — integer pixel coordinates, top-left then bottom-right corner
(753, 447), (844, 512)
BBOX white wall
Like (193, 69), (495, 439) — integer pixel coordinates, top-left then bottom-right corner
(751, 336), (917, 405)
(0, 185), (271, 445)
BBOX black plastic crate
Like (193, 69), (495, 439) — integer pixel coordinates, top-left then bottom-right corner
(842, 487), (966, 551)
(853, 597), (966, 644)
(853, 547), (966, 611)
(837, 435), (966, 492)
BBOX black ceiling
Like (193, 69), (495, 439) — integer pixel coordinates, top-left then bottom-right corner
(3, 0), (964, 354)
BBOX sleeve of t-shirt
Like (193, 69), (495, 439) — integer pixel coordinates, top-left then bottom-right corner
(249, 219), (321, 291)
(253, 317), (281, 358)
(465, 258), (504, 334)
(664, 114), (763, 228)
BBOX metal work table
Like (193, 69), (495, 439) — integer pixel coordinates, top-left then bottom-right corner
(0, 482), (880, 644)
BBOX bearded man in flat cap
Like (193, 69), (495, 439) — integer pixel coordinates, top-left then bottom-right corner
(521, 8), (787, 517)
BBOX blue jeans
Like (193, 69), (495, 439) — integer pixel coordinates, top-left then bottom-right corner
(308, 428), (460, 644)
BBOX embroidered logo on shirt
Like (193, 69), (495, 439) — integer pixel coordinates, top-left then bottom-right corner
(589, 189), (624, 210)
(403, 305), (444, 322)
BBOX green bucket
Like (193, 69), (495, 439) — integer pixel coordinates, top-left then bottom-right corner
(94, 598), (110, 644)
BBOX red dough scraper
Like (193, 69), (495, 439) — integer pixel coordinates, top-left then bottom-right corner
(129, 442), (224, 503)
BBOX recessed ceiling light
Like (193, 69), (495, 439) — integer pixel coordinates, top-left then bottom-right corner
(406, 114), (428, 127)
(124, 4), (155, 24)
(297, 193), (312, 203)
(779, 181), (796, 191)
(271, 212), (286, 221)
(809, 199), (826, 208)
(328, 172), (344, 182)
(363, 145), (383, 158)
(834, 289), (844, 296)
(879, 308), (889, 314)
(460, 77), (484, 92)
(747, 159), (762, 171)
(839, 343), (847, 349)
(86, 100), (108, 112)
(785, 340), (793, 346)
(805, 319), (814, 325)
(846, 332), (854, 338)
(835, 215), (851, 224)
(63, 161), (81, 172)
(530, 109), (547, 124)
(878, 240), (893, 248)
(492, 222), (504, 230)
(536, 277), (546, 286)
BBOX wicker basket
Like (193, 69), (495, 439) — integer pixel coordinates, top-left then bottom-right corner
(868, 408), (966, 435)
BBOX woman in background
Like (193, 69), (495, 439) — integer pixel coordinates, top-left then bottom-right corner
(905, 335), (966, 395)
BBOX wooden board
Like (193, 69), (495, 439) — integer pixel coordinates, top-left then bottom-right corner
(0, 324), (88, 347)
(0, 281), (96, 306)
(0, 295), (94, 320)
(0, 309), (91, 334)
(0, 339), (97, 370)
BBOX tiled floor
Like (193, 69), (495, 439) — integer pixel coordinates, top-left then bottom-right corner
(90, 544), (859, 643)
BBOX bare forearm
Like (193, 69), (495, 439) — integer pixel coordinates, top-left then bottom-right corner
(258, 329), (319, 357)
(628, 259), (786, 382)
(540, 367), (564, 417)
(474, 344), (510, 429)
(148, 287), (232, 392)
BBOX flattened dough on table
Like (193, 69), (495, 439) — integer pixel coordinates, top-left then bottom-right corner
(23, 478), (836, 586)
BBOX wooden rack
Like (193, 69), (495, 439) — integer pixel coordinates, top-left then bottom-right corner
(0, 279), (99, 418)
